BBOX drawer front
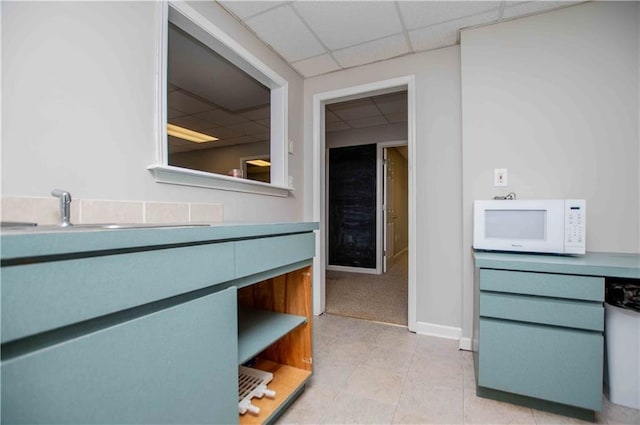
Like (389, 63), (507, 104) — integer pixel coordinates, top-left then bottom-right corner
(478, 318), (603, 410)
(1, 242), (235, 343)
(1, 287), (238, 424)
(480, 292), (603, 331)
(480, 269), (604, 301)
(235, 232), (315, 278)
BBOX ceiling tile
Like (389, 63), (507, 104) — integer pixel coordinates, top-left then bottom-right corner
(333, 34), (409, 69)
(325, 121), (351, 132)
(228, 121), (269, 136)
(294, 1), (403, 50)
(328, 98), (380, 121)
(348, 115), (389, 129)
(372, 92), (407, 115)
(398, 1), (500, 30)
(291, 54), (341, 78)
(245, 5), (326, 62)
(219, 135), (261, 145)
(204, 126), (244, 139)
(169, 115), (218, 131)
(408, 24), (458, 52)
(168, 91), (215, 114)
(193, 109), (248, 127)
(502, 1), (579, 19)
(168, 108), (186, 119)
(239, 106), (270, 121)
(385, 111), (408, 124)
(409, 9), (499, 52)
(325, 110), (342, 123)
(218, 1), (284, 20)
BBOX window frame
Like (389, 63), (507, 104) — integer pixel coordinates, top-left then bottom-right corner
(148, 1), (291, 197)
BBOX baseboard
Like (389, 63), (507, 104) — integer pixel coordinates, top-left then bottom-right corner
(415, 322), (473, 351)
(415, 321), (461, 340)
(458, 337), (472, 351)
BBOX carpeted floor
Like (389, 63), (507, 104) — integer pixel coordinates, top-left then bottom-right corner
(325, 251), (408, 326)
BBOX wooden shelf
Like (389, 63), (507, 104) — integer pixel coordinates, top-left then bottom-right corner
(236, 266), (313, 424)
(238, 359), (312, 425)
(238, 308), (307, 365)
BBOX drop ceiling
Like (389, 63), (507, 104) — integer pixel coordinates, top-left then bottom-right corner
(169, 1), (582, 153)
(218, 1), (583, 78)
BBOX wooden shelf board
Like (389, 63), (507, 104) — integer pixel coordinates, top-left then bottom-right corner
(239, 359), (311, 425)
(238, 307), (307, 365)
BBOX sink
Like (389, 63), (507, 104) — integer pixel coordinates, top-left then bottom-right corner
(72, 223), (211, 229)
(1, 222), (211, 232)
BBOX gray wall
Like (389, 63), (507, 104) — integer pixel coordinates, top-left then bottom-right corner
(1, 1), (304, 222)
(304, 46), (463, 332)
(460, 1), (640, 341)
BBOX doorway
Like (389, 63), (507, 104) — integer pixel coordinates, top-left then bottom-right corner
(324, 139), (409, 325)
(312, 75), (416, 330)
(321, 88), (410, 325)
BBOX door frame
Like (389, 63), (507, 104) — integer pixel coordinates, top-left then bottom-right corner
(312, 75), (417, 332)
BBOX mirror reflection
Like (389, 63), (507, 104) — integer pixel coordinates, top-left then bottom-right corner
(167, 23), (271, 183)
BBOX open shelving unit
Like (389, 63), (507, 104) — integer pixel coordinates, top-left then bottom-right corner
(237, 266), (313, 425)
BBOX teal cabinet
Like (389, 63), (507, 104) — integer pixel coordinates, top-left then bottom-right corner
(1, 242), (235, 343)
(473, 253), (615, 419)
(479, 318), (603, 410)
(2, 287), (238, 424)
(1, 223), (318, 425)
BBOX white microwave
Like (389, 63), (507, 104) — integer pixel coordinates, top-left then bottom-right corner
(473, 199), (586, 255)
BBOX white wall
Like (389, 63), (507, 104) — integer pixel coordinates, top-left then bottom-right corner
(461, 2), (640, 341)
(1, 1), (305, 222)
(304, 47), (463, 332)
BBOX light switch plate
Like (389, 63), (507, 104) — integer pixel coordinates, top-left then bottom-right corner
(288, 139), (294, 155)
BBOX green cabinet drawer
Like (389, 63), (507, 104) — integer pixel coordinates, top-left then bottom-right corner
(480, 269), (604, 301)
(1, 242), (235, 343)
(235, 233), (315, 278)
(478, 318), (603, 411)
(1, 286), (239, 424)
(480, 292), (603, 331)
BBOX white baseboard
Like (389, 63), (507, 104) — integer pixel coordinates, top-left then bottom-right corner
(415, 322), (473, 351)
(415, 321), (461, 340)
(458, 337), (472, 351)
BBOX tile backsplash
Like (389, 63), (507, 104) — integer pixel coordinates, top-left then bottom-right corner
(1, 196), (224, 225)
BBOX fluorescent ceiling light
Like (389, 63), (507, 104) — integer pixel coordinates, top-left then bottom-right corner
(167, 123), (218, 143)
(246, 159), (271, 167)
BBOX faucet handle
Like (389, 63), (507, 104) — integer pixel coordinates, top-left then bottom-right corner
(51, 189), (72, 202)
(51, 189), (73, 227)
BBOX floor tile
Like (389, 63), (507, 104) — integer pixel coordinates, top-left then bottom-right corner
(344, 364), (406, 406)
(319, 391), (396, 424)
(277, 314), (640, 425)
(602, 397), (640, 425)
(395, 385), (464, 424)
(464, 392), (536, 424)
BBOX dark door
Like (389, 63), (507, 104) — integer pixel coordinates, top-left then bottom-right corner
(328, 144), (377, 269)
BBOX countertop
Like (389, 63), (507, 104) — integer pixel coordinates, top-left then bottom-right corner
(474, 250), (640, 279)
(1, 222), (319, 261)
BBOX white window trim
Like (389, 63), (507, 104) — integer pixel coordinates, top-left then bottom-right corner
(148, 0), (291, 197)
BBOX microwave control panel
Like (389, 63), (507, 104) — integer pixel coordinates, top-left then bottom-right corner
(564, 200), (586, 254)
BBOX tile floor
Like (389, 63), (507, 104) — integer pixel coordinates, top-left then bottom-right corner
(278, 314), (640, 425)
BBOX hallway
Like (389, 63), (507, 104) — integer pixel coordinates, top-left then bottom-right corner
(325, 251), (408, 326)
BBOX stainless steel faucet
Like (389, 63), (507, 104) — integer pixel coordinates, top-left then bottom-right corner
(51, 189), (73, 227)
